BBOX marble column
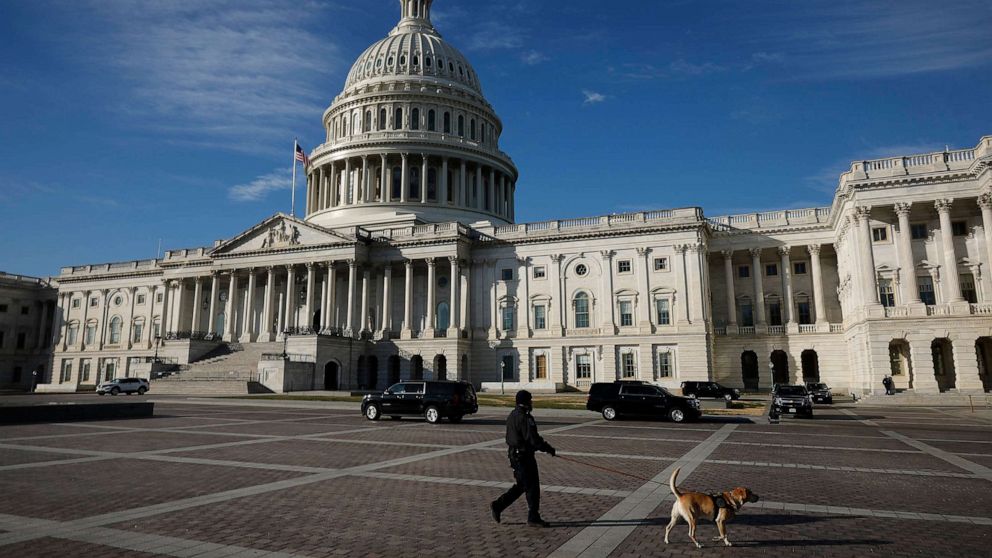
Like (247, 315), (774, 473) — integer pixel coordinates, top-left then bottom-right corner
(488, 168), (496, 212)
(779, 246), (795, 325)
(421, 155), (429, 203)
(382, 264), (393, 334)
(893, 203), (921, 305)
(600, 250), (616, 332)
(327, 263), (338, 331)
(722, 250), (737, 327)
(145, 286), (157, 347)
(475, 165), (483, 209)
(345, 260), (357, 335)
(191, 277), (203, 335)
(402, 260), (414, 338)
(936, 199), (964, 302)
(262, 267), (276, 340)
(241, 269), (256, 342)
(448, 257), (459, 334)
(284, 265), (296, 332)
(329, 163), (338, 207)
(441, 157), (449, 205)
(171, 281), (184, 335)
(855, 206), (880, 304)
(808, 245), (828, 324)
(550, 254), (563, 333)
(304, 263), (316, 331)
(637, 248), (653, 329)
(519, 257), (530, 335)
(359, 156), (369, 204)
(462, 260), (472, 332)
(380, 155), (389, 201)
(488, 260), (498, 336)
(321, 264), (331, 331)
(224, 273), (237, 341)
(459, 160), (467, 207)
(360, 267), (370, 333)
(400, 154), (409, 202)
(425, 258), (437, 335)
(749, 248), (766, 326)
(979, 194), (992, 286)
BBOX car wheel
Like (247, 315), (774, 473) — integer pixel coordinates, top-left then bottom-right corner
(137, 387), (147, 395)
(365, 404), (381, 421)
(424, 406), (440, 424)
(448, 414), (463, 424)
(110, 387), (119, 396)
(602, 406), (618, 421)
(669, 408), (687, 423)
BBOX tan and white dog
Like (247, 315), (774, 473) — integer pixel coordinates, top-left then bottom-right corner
(664, 467), (759, 548)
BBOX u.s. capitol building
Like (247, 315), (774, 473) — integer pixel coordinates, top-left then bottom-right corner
(38, 0), (992, 396)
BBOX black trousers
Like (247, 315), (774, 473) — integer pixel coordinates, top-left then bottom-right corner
(494, 452), (541, 521)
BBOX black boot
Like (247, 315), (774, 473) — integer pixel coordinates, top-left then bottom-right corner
(527, 517), (550, 528)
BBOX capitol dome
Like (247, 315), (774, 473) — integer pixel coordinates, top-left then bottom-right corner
(303, 0), (518, 230)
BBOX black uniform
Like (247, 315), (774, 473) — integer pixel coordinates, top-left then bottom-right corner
(491, 397), (555, 525)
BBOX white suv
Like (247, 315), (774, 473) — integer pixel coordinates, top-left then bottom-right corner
(96, 378), (149, 396)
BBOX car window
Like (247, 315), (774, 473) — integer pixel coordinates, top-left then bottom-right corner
(403, 383), (425, 394)
(623, 385), (657, 396)
(388, 383), (405, 394)
(776, 386), (807, 396)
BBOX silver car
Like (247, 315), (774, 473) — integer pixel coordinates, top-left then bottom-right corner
(96, 377), (149, 396)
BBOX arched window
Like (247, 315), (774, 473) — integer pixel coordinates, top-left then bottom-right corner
(574, 293), (590, 328)
(457, 115), (464, 137)
(67, 322), (79, 346)
(391, 167), (402, 199)
(470, 118), (476, 140)
(411, 108), (420, 130)
(378, 108), (386, 131)
(443, 112), (451, 133)
(394, 107), (403, 130)
(342, 117), (348, 137)
(352, 113), (358, 135)
(109, 316), (122, 344)
(427, 109), (436, 131)
(363, 110), (371, 133)
(410, 167), (421, 200)
(427, 168), (437, 200)
(132, 319), (144, 343)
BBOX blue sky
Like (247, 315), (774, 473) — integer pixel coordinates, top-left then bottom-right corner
(2, 0), (991, 278)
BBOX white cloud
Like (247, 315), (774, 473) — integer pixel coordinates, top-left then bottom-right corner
(229, 167), (293, 202)
(521, 50), (549, 65)
(466, 21), (526, 51)
(582, 90), (607, 105)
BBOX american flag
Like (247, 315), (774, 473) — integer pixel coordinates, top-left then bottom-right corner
(295, 142), (310, 168)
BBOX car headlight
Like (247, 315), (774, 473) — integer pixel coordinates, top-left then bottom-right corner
(689, 399), (700, 408)
(773, 397), (783, 406)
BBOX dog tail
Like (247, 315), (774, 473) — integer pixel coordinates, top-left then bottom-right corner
(669, 466), (682, 498)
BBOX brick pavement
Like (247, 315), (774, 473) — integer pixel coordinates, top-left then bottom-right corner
(0, 400), (989, 557)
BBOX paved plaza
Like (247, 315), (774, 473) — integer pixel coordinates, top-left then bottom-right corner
(0, 398), (990, 557)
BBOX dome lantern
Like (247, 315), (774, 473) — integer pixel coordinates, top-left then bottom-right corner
(395, 0), (435, 33)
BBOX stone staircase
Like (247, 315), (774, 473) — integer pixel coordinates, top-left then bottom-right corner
(859, 391), (992, 408)
(150, 341), (284, 395)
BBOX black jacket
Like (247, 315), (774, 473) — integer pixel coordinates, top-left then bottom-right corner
(505, 405), (553, 454)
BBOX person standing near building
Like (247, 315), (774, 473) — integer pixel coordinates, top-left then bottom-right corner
(490, 390), (556, 527)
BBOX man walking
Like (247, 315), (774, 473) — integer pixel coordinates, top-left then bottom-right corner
(490, 390), (556, 527)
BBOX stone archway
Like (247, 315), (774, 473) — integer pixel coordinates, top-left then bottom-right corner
(324, 361), (339, 391)
(931, 338), (956, 392)
(741, 351), (759, 391)
(357, 356), (368, 389)
(889, 339), (913, 390)
(770, 350), (789, 385)
(801, 350), (820, 383)
(388, 355), (401, 386)
(367, 356), (379, 390)
(411, 355), (424, 380)
(976, 338), (992, 392)
(435, 355), (447, 381)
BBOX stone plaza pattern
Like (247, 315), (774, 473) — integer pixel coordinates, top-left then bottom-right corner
(28, 0), (992, 396)
(1, 397), (991, 557)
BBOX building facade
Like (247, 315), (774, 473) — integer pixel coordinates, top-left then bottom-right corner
(39, 1), (992, 395)
(0, 272), (58, 390)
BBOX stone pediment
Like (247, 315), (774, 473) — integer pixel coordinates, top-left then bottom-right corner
(211, 214), (354, 255)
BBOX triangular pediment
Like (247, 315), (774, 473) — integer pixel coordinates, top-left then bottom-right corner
(211, 214), (355, 255)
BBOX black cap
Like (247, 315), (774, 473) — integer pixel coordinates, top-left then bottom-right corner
(515, 390), (532, 406)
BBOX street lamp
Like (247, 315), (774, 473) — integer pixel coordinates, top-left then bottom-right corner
(281, 329), (289, 359)
(153, 336), (162, 363)
(500, 360), (505, 395)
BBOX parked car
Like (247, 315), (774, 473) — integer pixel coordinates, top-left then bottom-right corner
(96, 377), (149, 396)
(680, 381), (741, 401)
(586, 381), (701, 423)
(805, 382), (833, 404)
(361, 380), (478, 424)
(771, 384), (814, 418)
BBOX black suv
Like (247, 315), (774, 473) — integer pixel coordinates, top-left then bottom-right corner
(771, 384), (814, 418)
(680, 381), (740, 401)
(586, 381), (701, 423)
(362, 381), (478, 424)
(805, 382), (833, 404)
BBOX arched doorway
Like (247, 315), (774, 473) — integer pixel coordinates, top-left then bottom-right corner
(741, 351), (759, 391)
(411, 355), (424, 380)
(801, 350), (819, 383)
(976, 338), (992, 392)
(435, 355), (447, 381)
(931, 338), (956, 392)
(324, 361), (339, 391)
(889, 340), (913, 390)
(770, 350), (789, 385)
(388, 355), (401, 386)
(367, 356), (379, 390)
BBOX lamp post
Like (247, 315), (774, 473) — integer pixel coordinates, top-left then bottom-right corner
(153, 336), (162, 363)
(500, 359), (505, 395)
(282, 329), (289, 359)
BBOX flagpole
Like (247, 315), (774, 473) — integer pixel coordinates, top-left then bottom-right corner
(291, 138), (298, 217)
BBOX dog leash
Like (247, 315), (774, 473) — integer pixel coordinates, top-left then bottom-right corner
(555, 454), (664, 485)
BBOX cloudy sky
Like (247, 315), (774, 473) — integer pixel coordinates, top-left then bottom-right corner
(2, 0), (991, 277)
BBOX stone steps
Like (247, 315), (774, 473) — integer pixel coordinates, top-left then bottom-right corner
(859, 392), (992, 407)
(149, 380), (252, 395)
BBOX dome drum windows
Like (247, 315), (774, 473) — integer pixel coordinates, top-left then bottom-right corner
(457, 115), (464, 137)
(378, 108), (387, 131)
(394, 107), (403, 130)
(427, 109), (436, 132)
(412, 108), (420, 130)
(443, 112), (451, 133)
(364, 110), (372, 133)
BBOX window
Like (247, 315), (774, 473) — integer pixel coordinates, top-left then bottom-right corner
(443, 112), (451, 133)
(656, 299), (671, 325)
(21, 305), (30, 315)
(411, 108), (420, 130)
(378, 108), (387, 130)
(768, 302), (782, 326)
(952, 221), (968, 237)
(576, 354), (592, 379)
(765, 264), (778, 277)
(67, 324), (78, 345)
(879, 280), (895, 308)
(458, 115), (464, 137)
(794, 262), (807, 275)
(535, 354), (548, 379)
(363, 110), (371, 132)
(156, 293), (163, 303)
(137, 294), (146, 305)
(617, 260), (632, 274)
(132, 321), (144, 343)
(502, 306), (515, 330)
(797, 301), (812, 325)
(90, 297), (98, 307)
(427, 109), (436, 131)
(620, 352), (637, 378)
(394, 107), (403, 129)
(872, 226), (888, 242)
(81, 359), (91, 382)
(109, 317), (122, 344)
(740, 302), (754, 327)
(71, 298), (80, 309)
(152, 319), (161, 339)
(619, 301), (633, 327)
(16, 332), (26, 349)
(574, 293), (590, 328)
(392, 166), (402, 199)
(738, 265), (750, 279)
(427, 168), (437, 200)
(501, 268), (514, 281)
(85, 323), (96, 345)
(657, 351), (673, 378)
(575, 264), (588, 277)
(919, 277), (936, 305)
(910, 223), (928, 240)
(534, 305), (546, 329)
(654, 257), (668, 271)
(60, 360), (72, 383)
(533, 266), (546, 279)
(962, 276), (978, 304)
(470, 118), (476, 140)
